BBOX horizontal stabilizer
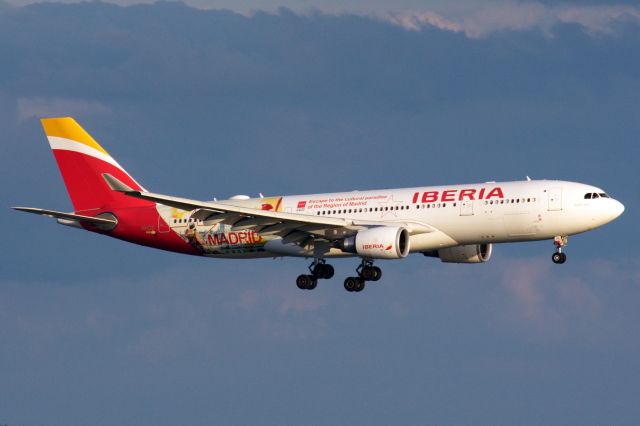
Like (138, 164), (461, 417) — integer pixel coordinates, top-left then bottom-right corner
(12, 207), (117, 229)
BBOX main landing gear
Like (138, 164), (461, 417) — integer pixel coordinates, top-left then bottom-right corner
(296, 259), (335, 290)
(344, 260), (382, 293)
(295, 259), (383, 293)
(552, 235), (568, 264)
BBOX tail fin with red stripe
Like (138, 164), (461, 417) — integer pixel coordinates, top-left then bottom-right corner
(42, 117), (152, 212)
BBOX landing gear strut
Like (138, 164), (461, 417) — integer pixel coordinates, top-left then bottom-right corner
(296, 259), (334, 290)
(344, 259), (382, 292)
(552, 235), (568, 264)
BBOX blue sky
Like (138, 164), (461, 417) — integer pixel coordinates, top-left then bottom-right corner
(1, 1), (639, 425)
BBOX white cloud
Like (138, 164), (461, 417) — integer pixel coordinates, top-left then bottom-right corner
(384, 3), (640, 38)
(558, 5), (640, 35)
(386, 11), (462, 33)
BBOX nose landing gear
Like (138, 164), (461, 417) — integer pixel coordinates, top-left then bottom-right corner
(296, 259), (335, 290)
(552, 235), (568, 264)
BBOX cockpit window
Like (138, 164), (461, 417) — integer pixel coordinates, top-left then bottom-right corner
(584, 193), (592, 199)
(592, 193), (599, 198)
(599, 193), (609, 198)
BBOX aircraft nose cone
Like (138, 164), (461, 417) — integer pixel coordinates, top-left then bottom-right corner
(612, 199), (625, 219)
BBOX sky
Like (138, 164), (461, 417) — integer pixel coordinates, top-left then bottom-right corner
(1, 0), (639, 425)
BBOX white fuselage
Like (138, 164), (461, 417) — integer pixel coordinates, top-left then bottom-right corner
(159, 179), (624, 258)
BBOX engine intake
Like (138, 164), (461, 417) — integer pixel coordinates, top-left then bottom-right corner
(341, 226), (410, 259)
(424, 244), (492, 263)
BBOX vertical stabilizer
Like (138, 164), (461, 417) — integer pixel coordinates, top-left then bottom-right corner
(42, 117), (152, 212)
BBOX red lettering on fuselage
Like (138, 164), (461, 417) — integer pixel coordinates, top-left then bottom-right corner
(458, 189), (476, 200)
(206, 230), (263, 246)
(421, 191), (438, 203)
(486, 187), (504, 199)
(411, 187), (504, 203)
(441, 190), (456, 202)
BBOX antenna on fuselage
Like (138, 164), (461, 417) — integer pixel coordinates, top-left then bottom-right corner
(526, 176), (532, 181)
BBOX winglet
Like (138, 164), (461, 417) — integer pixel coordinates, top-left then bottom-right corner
(102, 173), (135, 193)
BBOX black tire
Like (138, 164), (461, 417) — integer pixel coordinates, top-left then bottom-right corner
(552, 253), (566, 264)
(323, 264), (335, 279)
(360, 266), (374, 281)
(371, 266), (382, 281)
(312, 264), (324, 278)
(296, 274), (311, 289)
(307, 277), (318, 290)
(355, 278), (365, 292)
(344, 277), (358, 292)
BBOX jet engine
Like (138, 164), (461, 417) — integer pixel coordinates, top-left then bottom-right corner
(424, 244), (492, 263)
(340, 226), (410, 259)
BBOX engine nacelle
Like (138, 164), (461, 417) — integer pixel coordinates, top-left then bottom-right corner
(341, 226), (410, 259)
(425, 243), (493, 263)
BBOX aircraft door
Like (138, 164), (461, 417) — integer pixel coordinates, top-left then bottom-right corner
(157, 215), (171, 233)
(547, 187), (562, 211)
(460, 200), (474, 216)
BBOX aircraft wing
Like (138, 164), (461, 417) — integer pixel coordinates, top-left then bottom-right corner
(103, 174), (434, 244)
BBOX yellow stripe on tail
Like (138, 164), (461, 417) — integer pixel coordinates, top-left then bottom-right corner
(41, 117), (110, 156)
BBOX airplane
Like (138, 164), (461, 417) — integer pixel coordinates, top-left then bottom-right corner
(13, 117), (625, 293)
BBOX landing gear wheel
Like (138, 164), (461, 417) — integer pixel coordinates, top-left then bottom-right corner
(344, 277), (358, 292)
(310, 260), (335, 280)
(322, 264), (335, 279)
(307, 278), (318, 290)
(360, 266), (375, 281)
(296, 274), (317, 290)
(354, 278), (365, 292)
(371, 266), (382, 281)
(552, 252), (567, 264)
(356, 260), (382, 282)
(313, 263), (334, 279)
